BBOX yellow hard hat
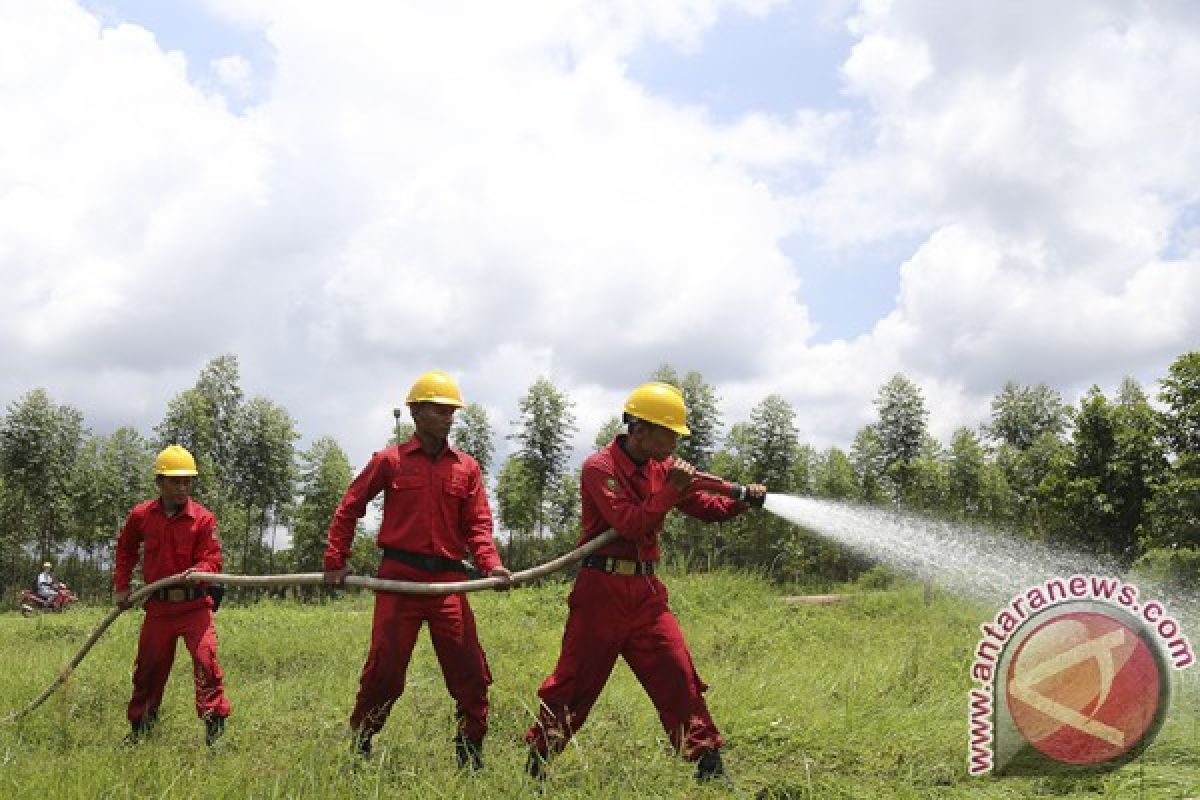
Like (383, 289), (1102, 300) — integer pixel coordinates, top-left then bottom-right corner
(405, 371), (464, 407)
(43, 562), (52, 569)
(154, 445), (199, 476)
(624, 382), (690, 435)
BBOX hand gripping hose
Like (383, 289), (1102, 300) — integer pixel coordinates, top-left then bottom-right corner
(7, 530), (618, 722)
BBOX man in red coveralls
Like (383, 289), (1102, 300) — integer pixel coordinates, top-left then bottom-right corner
(323, 370), (512, 769)
(114, 445), (231, 746)
(525, 382), (765, 783)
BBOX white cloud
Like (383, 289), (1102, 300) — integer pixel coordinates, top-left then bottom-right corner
(0, 0), (818, 468)
(211, 53), (252, 94)
(769, 0), (1200, 445)
(1, 0), (1198, 478)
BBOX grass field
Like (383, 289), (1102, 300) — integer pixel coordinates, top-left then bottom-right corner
(1, 571), (1197, 799)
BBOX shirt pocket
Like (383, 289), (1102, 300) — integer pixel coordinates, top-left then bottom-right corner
(392, 474), (427, 492)
(387, 474), (428, 517)
(143, 531), (163, 564)
(443, 476), (469, 499)
(441, 476), (469, 530)
(174, 531), (196, 564)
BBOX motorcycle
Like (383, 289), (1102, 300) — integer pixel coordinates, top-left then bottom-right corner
(20, 582), (78, 616)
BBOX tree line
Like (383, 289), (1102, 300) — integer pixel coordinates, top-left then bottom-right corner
(1, 351), (1197, 601)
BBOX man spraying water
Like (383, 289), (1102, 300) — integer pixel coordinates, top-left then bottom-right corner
(524, 382), (766, 783)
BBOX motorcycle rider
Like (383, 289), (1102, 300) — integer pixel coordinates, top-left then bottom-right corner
(35, 562), (62, 609)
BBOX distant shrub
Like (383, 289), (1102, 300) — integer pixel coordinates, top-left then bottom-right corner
(1131, 547), (1200, 593)
(855, 564), (899, 590)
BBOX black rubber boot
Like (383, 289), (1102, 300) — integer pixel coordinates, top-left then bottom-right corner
(454, 734), (484, 770)
(695, 749), (728, 783)
(123, 709), (158, 745)
(204, 714), (226, 746)
(526, 748), (549, 781)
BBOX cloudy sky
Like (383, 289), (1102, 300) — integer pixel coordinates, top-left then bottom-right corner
(2, 0), (1198, 473)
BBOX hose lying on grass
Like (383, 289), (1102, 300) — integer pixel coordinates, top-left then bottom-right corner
(8, 530), (618, 722)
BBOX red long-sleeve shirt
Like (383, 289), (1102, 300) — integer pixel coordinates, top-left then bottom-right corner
(323, 437), (502, 574)
(113, 497), (222, 591)
(580, 435), (746, 561)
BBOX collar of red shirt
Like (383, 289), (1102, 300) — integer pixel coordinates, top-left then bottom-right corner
(397, 435), (464, 463)
(154, 497), (198, 519)
(610, 433), (660, 479)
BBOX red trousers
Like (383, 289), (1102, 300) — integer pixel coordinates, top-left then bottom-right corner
(128, 602), (230, 722)
(525, 569), (723, 760)
(350, 561), (492, 742)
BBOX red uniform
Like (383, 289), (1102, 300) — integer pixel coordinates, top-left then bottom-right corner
(526, 435), (745, 760)
(114, 497), (230, 723)
(325, 437), (501, 743)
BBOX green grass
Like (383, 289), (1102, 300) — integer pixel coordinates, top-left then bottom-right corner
(1, 572), (1197, 799)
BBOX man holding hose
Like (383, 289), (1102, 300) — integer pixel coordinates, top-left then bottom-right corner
(323, 371), (512, 769)
(525, 382), (765, 783)
(114, 445), (230, 746)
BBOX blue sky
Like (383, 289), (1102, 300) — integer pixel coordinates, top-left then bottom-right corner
(80, 0), (274, 107)
(2, 0), (1198, 471)
(626, 2), (856, 120)
(626, 1), (903, 342)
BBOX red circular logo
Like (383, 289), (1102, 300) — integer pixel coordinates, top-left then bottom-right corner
(1005, 611), (1162, 765)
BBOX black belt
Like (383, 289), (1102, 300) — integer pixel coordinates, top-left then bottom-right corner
(581, 555), (656, 576)
(382, 548), (468, 574)
(151, 587), (207, 602)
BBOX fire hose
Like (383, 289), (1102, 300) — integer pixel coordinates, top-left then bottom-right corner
(7, 529), (621, 722)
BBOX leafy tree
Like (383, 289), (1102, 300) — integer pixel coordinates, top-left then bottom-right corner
(1142, 352), (1200, 551)
(1042, 387), (1116, 553)
(452, 403), (495, 476)
(593, 415), (622, 450)
(193, 354), (245, 495)
(494, 455), (538, 567)
(545, 469), (581, 535)
(792, 444), (816, 495)
(507, 377), (578, 537)
(1159, 351), (1200, 458)
(745, 395), (798, 491)
(230, 396), (299, 572)
(709, 423), (752, 485)
(650, 364), (681, 387)
(873, 373), (929, 497)
(815, 447), (859, 500)
(995, 432), (1066, 538)
(944, 427), (1012, 522)
(392, 413), (415, 445)
(68, 428), (153, 559)
(1042, 384), (1163, 562)
(986, 382), (1069, 450)
(291, 436), (354, 575)
(903, 435), (949, 512)
(0, 389), (86, 560)
(727, 395), (799, 567)
(946, 428), (987, 517)
(67, 436), (107, 556)
(1110, 378), (1167, 549)
(102, 427), (155, 521)
(850, 426), (889, 504)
